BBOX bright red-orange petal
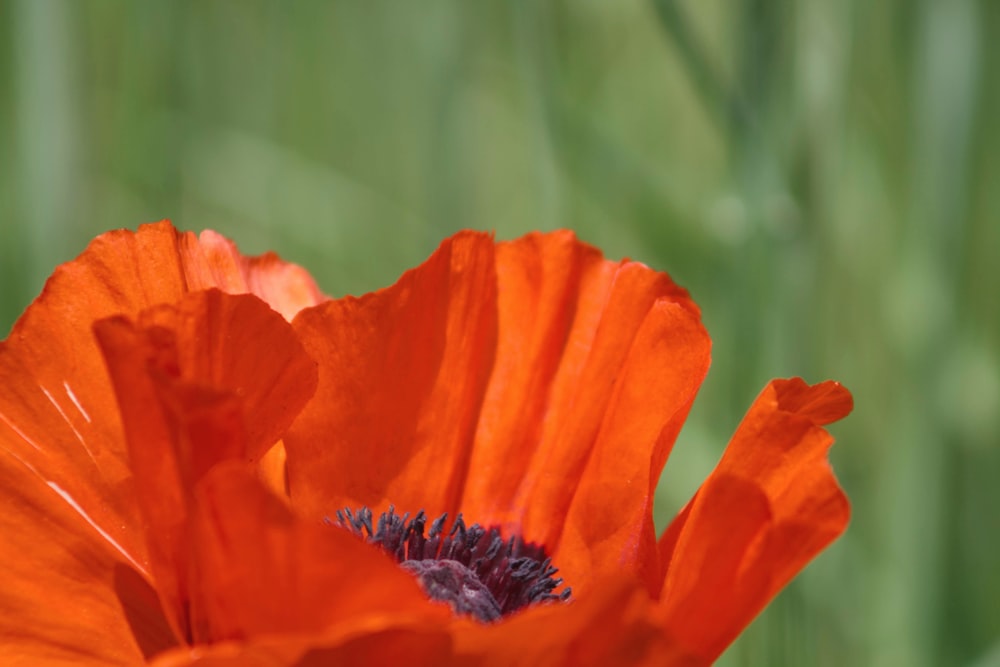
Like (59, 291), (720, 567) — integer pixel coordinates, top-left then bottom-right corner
(455, 231), (607, 527)
(554, 299), (710, 595)
(0, 221), (324, 587)
(465, 234), (703, 559)
(186, 463), (449, 644)
(456, 231), (707, 591)
(657, 378), (852, 663)
(93, 290), (317, 639)
(0, 454), (174, 666)
(286, 229), (705, 559)
(285, 231), (499, 519)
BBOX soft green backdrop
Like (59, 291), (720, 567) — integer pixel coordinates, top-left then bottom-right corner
(2, 2), (998, 665)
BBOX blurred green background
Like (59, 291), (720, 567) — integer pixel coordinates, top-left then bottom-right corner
(1, 1), (998, 665)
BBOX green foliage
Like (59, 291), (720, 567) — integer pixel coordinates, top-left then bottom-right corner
(2, 1), (997, 664)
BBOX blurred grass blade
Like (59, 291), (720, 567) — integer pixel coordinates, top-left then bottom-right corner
(649, 0), (746, 129)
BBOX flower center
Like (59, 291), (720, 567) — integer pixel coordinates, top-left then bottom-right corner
(334, 506), (572, 623)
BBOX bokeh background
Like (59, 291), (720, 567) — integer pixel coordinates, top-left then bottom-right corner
(2, 2), (998, 665)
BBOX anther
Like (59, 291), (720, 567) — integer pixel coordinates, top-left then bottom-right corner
(333, 505), (572, 622)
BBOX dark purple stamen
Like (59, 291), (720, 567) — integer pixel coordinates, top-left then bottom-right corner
(332, 506), (572, 623)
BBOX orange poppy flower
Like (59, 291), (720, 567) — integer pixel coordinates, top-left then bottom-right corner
(0, 221), (852, 666)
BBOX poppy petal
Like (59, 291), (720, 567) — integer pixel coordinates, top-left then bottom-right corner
(97, 289), (318, 466)
(179, 229), (325, 322)
(455, 231), (707, 589)
(657, 378), (852, 662)
(0, 221), (324, 585)
(91, 313), (225, 640)
(148, 624), (451, 667)
(285, 231), (499, 519)
(186, 463), (449, 644)
(457, 230), (617, 529)
(464, 233), (705, 560)
(454, 574), (703, 667)
(0, 454), (173, 666)
(286, 229), (705, 556)
(93, 290), (318, 638)
(553, 298), (710, 594)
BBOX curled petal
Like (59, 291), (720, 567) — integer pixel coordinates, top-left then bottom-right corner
(555, 299), (710, 595)
(658, 379), (852, 662)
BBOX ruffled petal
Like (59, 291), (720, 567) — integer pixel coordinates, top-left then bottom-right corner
(0, 454), (173, 666)
(286, 231), (499, 519)
(93, 290), (317, 640)
(457, 231), (708, 591)
(554, 299), (710, 594)
(0, 221), (324, 585)
(457, 231), (615, 528)
(657, 378), (852, 663)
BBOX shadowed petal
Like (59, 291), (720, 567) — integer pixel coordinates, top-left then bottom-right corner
(97, 289), (318, 466)
(657, 378), (852, 663)
(93, 290), (318, 640)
